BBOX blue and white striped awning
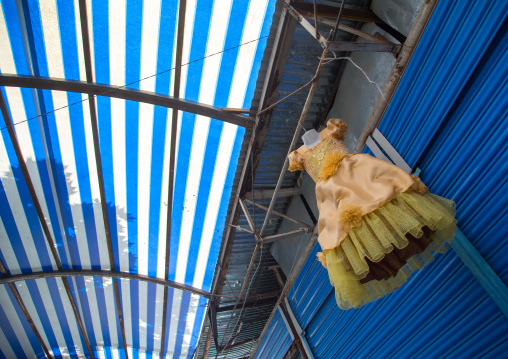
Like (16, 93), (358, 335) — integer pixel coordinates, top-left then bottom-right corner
(0, 0), (275, 357)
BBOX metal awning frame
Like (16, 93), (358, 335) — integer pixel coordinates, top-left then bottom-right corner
(0, 0), (255, 357)
(0, 74), (252, 129)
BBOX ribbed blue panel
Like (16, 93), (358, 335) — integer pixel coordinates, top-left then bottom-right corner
(379, 0), (508, 285)
(254, 310), (292, 359)
(257, 0), (508, 357)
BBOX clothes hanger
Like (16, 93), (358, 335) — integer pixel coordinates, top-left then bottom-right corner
(301, 127), (321, 149)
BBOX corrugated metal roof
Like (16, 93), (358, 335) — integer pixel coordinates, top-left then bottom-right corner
(255, 0), (508, 357)
(195, 0), (370, 356)
(0, 0), (275, 357)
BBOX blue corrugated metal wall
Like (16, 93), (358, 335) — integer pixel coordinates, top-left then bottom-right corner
(253, 310), (292, 359)
(255, 0), (508, 357)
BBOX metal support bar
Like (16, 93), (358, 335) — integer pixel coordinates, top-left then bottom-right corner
(290, 3), (382, 23)
(249, 227), (319, 358)
(354, 0), (438, 154)
(244, 290), (281, 302)
(371, 129), (412, 172)
(239, 199), (260, 238)
(208, 297), (221, 352)
(312, 0), (318, 39)
(229, 224), (254, 234)
(259, 49), (329, 237)
(451, 230), (508, 318)
(237, 243), (261, 301)
(268, 266), (285, 289)
(0, 74), (252, 128)
(0, 260), (52, 358)
(283, 298), (315, 359)
(244, 187), (301, 200)
(222, 107), (250, 114)
(315, 0), (371, 129)
(221, 337), (258, 352)
(285, 2), (328, 48)
(0, 90), (95, 358)
(161, 1), (187, 356)
(278, 303), (308, 359)
(366, 136), (392, 164)
(328, 41), (401, 53)
(263, 228), (310, 244)
(0, 269), (211, 298)
(217, 296), (278, 313)
(243, 198), (313, 230)
(330, 0), (345, 42)
(376, 22), (407, 44)
(284, 339), (300, 359)
(299, 194), (317, 226)
(77, 2), (129, 357)
(328, 21), (391, 44)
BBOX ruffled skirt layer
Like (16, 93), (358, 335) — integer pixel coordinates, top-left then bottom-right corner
(320, 190), (456, 310)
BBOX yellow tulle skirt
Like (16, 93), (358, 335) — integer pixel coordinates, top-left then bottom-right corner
(320, 190), (457, 310)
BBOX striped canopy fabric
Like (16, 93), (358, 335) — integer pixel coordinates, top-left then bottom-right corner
(0, 0), (275, 357)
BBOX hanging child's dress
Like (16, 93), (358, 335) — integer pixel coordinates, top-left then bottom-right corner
(288, 118), (457, 310)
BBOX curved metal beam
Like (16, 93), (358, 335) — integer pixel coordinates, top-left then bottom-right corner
(0, 270), (211, 299)
(0, 74), (253, 128)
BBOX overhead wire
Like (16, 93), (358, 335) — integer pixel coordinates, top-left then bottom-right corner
(0, 35), (268, 132)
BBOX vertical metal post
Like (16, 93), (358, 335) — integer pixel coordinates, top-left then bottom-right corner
(0, 260), (52, 358)
(161, 0), (187, 356)
(0, 87), (95, 359)
(259, 49), (328, 237)
(77, 2), (129, 357)
(353, 0), (439, 154)
(249, 227), (319, 358)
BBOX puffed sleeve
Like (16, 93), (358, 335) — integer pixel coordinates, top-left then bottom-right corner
(326, 118), (348, 140)
(288, 150), (305, 172)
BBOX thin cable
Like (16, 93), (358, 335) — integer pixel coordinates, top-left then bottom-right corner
(256, 74), (317, 117)
(221, 266), (239, 301)
(324, 54), (386, 100)
(224, 296), (262, 346)
(0, 35), (268, 132)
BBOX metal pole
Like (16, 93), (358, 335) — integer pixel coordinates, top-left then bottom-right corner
(0, 260), (52, 358)
(0, 270), (212, 298)
(259, 49), (328, 237)
(0, 88), (95, 359)
(243, 198), (313, 230)
(353, 0), (438, 154)
(249, 227), (319, 358)
(77, 2), (129, 357)
(161, 0), (187, 355)
(0, 74), (251, 129)
(331, 0), (346, 41)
